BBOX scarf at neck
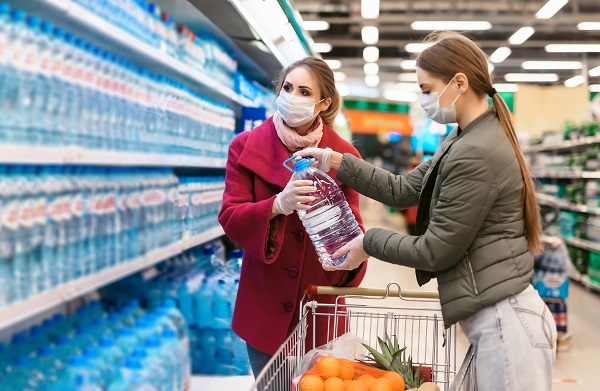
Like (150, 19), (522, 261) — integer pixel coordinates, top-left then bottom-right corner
(273, 111), (324, 153)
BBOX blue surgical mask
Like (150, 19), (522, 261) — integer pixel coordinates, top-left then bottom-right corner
(420, 77), (461, 124)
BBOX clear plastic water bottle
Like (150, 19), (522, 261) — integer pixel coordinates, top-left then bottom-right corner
(213, 278), (232, 328)
(214, 329), (236, 375)
(283, 156), (363, 266)
(197, 328), (217, 375)
(3, 355), (43, 390)
(107, 357), (159, 391)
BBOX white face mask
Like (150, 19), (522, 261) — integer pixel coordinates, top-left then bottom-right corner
(276, 90), (325, 127)
(420, 77), (461, 124)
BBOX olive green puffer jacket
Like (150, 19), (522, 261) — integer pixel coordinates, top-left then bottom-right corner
(337, 108), (534, 328)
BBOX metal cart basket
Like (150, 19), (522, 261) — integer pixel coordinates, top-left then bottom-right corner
(251, 283), (475, 391)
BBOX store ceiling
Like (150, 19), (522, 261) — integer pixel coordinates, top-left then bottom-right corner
(295, 0), (600, 100)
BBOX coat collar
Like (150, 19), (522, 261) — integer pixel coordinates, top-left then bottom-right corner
(237, 117), (337, 189)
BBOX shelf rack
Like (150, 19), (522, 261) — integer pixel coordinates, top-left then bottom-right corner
(0, 226), (225, 331)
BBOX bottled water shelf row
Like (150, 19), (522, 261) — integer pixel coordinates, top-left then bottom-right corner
(563, 237), (600, 255)
(0, 225), (224, 331)
(0, 143), (226, 168)
(524, 135), (600, 154)
(534, 170), (600, 180)
(17, 0), (255, 107)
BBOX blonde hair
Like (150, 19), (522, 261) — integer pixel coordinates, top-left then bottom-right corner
(274, 57), (341, 128)
(416, 31), (543, 254)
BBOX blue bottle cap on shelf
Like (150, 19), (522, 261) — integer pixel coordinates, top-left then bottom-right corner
(125, 357), (142, 369)
(52, 313), (66, 322)
(11, 332), (27, 344)
(0, 3), (10, 14)
(13, 355), (31, 366)
(64, 32), (76, 43)
(55, 335), (70, 345)
(10, 9), (25, 21)
(29, 325), (44, 336)
(41, 21), (53, 33)
(162, 299), (176, 308)
(84, 347), (100, 357)
(99, 336), (114, 346)
(26, 15), (40, 26)
(231, 249), (243, 258)
(69, 355), (85, 365)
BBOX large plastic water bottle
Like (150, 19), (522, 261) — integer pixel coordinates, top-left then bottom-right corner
(213, 278), (232, 328)
(3, 356), (43, 390)
(214, 329), (236, 375)
(283, 156), (363, 266)
(107, 357), (159, 391)
(161, 328), (189, 391)
(197, 328), (217, 375)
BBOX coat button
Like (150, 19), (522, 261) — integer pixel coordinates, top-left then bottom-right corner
(288, 267), (298, 278)
(283, 301), (293, 312)
(294, 230), (304, 241)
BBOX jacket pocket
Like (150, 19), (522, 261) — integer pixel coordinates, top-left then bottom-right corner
(465, 253), (479, 295)
(509, 289), (556, 349)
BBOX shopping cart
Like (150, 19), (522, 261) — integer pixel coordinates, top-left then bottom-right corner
(251, 283), (475, 391)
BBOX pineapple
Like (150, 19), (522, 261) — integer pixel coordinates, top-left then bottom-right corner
(361, 334), (425, 389)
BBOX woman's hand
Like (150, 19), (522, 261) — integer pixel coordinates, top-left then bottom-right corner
(293, 148), (343, 172)
(322, 234), (369, 271)
(273, 179), (317, 216)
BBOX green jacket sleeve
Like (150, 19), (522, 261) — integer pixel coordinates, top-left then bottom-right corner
(336, 153), (431, 209)
(363, 144), (498, 272)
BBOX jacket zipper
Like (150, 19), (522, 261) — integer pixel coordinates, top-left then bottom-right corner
(465, 253), (479, 295)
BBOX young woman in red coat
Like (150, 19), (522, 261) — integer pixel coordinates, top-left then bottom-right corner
(218, 57), (368, 377)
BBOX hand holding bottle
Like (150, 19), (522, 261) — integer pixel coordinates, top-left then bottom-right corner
(324, 234), (369, 271)
(273, 179), (317, 216)
(293, 147), (343, 172)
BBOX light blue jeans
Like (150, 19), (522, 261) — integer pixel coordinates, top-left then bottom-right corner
(459, 285), (556, 391)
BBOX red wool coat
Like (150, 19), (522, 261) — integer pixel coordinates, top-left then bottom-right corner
(218, 117), (367, 355)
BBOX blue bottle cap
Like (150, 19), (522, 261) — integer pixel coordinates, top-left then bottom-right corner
(11, 332), (27, 344)
(283, 156), (312, 172)
(37, 346), (53, 356)
(26, 15), (40, 26)
(0, 3), (10, 14)
(13, 355), (31, 366)
(41, 21), (53, 33)
(10, 9), (25, 21)
(231, 249), (243, 258)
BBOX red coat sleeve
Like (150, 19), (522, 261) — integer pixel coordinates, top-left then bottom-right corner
(218, 135), (286, 264)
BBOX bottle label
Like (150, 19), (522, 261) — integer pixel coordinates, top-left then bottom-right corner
(19, 198), (36, 228)
(35, 197), (48, 225)
(3, 200), (20, 231)
(118, 194), (128, 212)
(72, 194), (84, 218)
(22, 44), (37, 72)
(128, 192), (141, 210)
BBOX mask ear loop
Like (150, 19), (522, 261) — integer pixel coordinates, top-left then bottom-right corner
(439, 76), (461, 108)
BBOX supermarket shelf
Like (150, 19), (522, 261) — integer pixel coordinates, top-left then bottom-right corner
(564, 237), (600, 254)
(569, 272), (600, 294)
(0, 144), (226, 168)
(21, 0), (255, 108)
(523, 135), (600, 154)
(534, 170), (600, 179)
(191, 375), (254, 391)
(0, 226), (225, 331)
(556, 199), (600, 216)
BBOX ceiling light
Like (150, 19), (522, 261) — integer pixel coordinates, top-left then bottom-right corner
(411, 21), (492, 31)
(324, 59), (342, 70)
(565, 75), (586, 88)
(546, 44), (600, 53)
(334, 72), (346, 82)
(536, 0), (568, 19)
(303, 21), (330, 31)
(313, 43), (332, 53)
(590, 66), (600, 77)
(493, 83), (519, 92)
(578, 22), (600, 31)
(361, 26), (379, 45)
(400, 60), (417, 70)
(398, 73), (418, 82)
(405, 43), (433, 53)
(522, 61), (583, 70)
(336, 82), (350, 97)
(505, 73), (559, 82)
(365, 74), (380, 87)
(361, 0), (379, 19)
(589, 84), (600, 92)
(488, 63), (495, 73)
(384, 90), (419, 102)
(490, 47), (511, 63)
(395, 82), (421, 92)
(363, 46), (379, 62)
(509, 27), (535, 45)
(364, 63), (379, 75)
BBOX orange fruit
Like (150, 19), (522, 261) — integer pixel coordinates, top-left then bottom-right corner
(369, 378), (394, 391)
(382, 372), (405, 391)
(324, 377), (345, 391)
(317, 356), (341, 379)
(299, 374), (325, 391)
(346, 380), (368, 391)
(357, 374), (376, 388)
(339, 361), (355, 380)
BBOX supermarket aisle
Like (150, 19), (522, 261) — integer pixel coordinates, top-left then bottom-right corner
(358, 197), (600, 391)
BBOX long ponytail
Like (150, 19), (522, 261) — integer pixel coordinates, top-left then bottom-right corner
(492, 93), (543, 254)
(417, 31), (543, 255)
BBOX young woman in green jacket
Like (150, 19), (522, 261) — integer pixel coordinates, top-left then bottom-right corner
(296, 32), (556, 391)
